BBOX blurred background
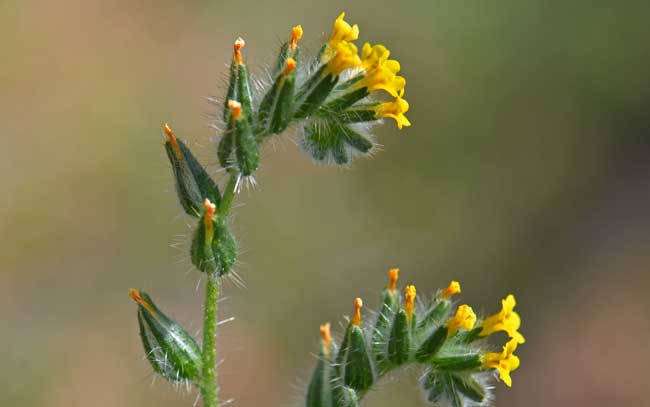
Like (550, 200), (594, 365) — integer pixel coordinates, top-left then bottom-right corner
(2, 1), (649, 406)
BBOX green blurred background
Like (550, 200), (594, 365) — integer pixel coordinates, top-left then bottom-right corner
(2, 1), (649, 406)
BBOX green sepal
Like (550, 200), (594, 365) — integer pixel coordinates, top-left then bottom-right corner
(322, 87), (369, 112)
(431, 353), (482, 371)
(332, 386), (359, 407)
(236, 63), (255, 125)
(336, 110), (377, 124)
(217, 128), (235, 168)
(272, 42), (300, 77)
(302, 119), (373, 165)
(387, 309), (411, 365)
(257, 62), (297, 136)
(294, 71), (338, 119)
(273, 42), (290, 76)
(334, 75), (364, 92)
(422, 370), (445, 403)
(455, 327), (484, 344)
(449, 373), (486, 403)
(336, 324), (375, 393)
(223, 59), (238, 122)
(133, 291), (202, 383)
(234, 116), (260, 176)
(164, 138), (221, 217)
(306, 349), (333, 407)
(270, 73), (296, 133)
(417, 300), (452, 335)
(190, 214), (237, 275)
(422, 371), (476, 407)
(415, 326), (448, 362)
(371, 289), (398, 373)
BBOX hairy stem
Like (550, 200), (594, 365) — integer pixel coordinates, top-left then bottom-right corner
(201, 272), (220, 407)
(201, 173), (238, 407)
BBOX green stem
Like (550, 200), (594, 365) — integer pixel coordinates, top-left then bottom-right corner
(201, 272), (220, 407)
(219, 172), (239, 217)
(201, 172), (238, 407)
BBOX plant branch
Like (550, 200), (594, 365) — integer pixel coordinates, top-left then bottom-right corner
(201, 272), (221, 407)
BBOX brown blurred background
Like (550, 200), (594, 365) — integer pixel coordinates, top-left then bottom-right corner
(2, 1), (649, 406)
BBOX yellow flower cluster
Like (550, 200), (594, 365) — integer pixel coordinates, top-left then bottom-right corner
(442, 282), (524, 387)
(324, 12), (410, 129)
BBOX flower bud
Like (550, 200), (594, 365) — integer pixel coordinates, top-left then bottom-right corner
(163, 124), (221, 217)
(335, 299), (375, 393)
(129, 289), (202, 383)
(190, 199), (237, 275)
(224, 100), (259, 176)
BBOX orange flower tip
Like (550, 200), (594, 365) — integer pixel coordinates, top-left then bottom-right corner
(290, 25), (303, 50)
(163, 123), (174, 140)
(442, 280), (461, 300)
(319, 322), (332, 353)
(352, 297), (363, 326)
(283, 58), (297, 76)
(128, 289), (157, 319)
(227, 100), (242, 118)
(233, 37), (246, 63)
(128, 288), (142, 303)
(388, 268), (399, 293)
(203, 198), (216, 217)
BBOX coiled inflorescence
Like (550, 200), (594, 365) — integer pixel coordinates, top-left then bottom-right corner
(306, 269), (525, 407)
(127, 11), (525, 407)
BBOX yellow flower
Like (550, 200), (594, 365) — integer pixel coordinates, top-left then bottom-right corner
(404, 285), (416, 321)
(446, 304), (476, 337)
(479, 294), (525, 344)
(290, 25), (303, 50)
(356, 43), (406, 97)
(373, 96), (411, 129)
(482, 338), (521, 387)
(441, 280), (461, 300)
(325, 41), (362, 75)
(329, 12), (359, 49)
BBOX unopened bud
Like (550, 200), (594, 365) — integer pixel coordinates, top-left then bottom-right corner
(129, 289), (202, 383)
(190, 199), (237, 275)
(163, 123), (221, 217)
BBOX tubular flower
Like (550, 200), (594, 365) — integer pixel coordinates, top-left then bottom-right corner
(326, 41), (362, 75)
(404, 285), (416, 321)
(328, 12), (359, 50)
(387, 268), (399, 293)
(447, 304), (477, 337)
(482, 338), (521, 387)
(373, 96), (411, 129)
(479, 294), (525, 344)
(356, 43), (406, 97)
(290, 25), (303, 50)
(441, 280), (461, 300)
